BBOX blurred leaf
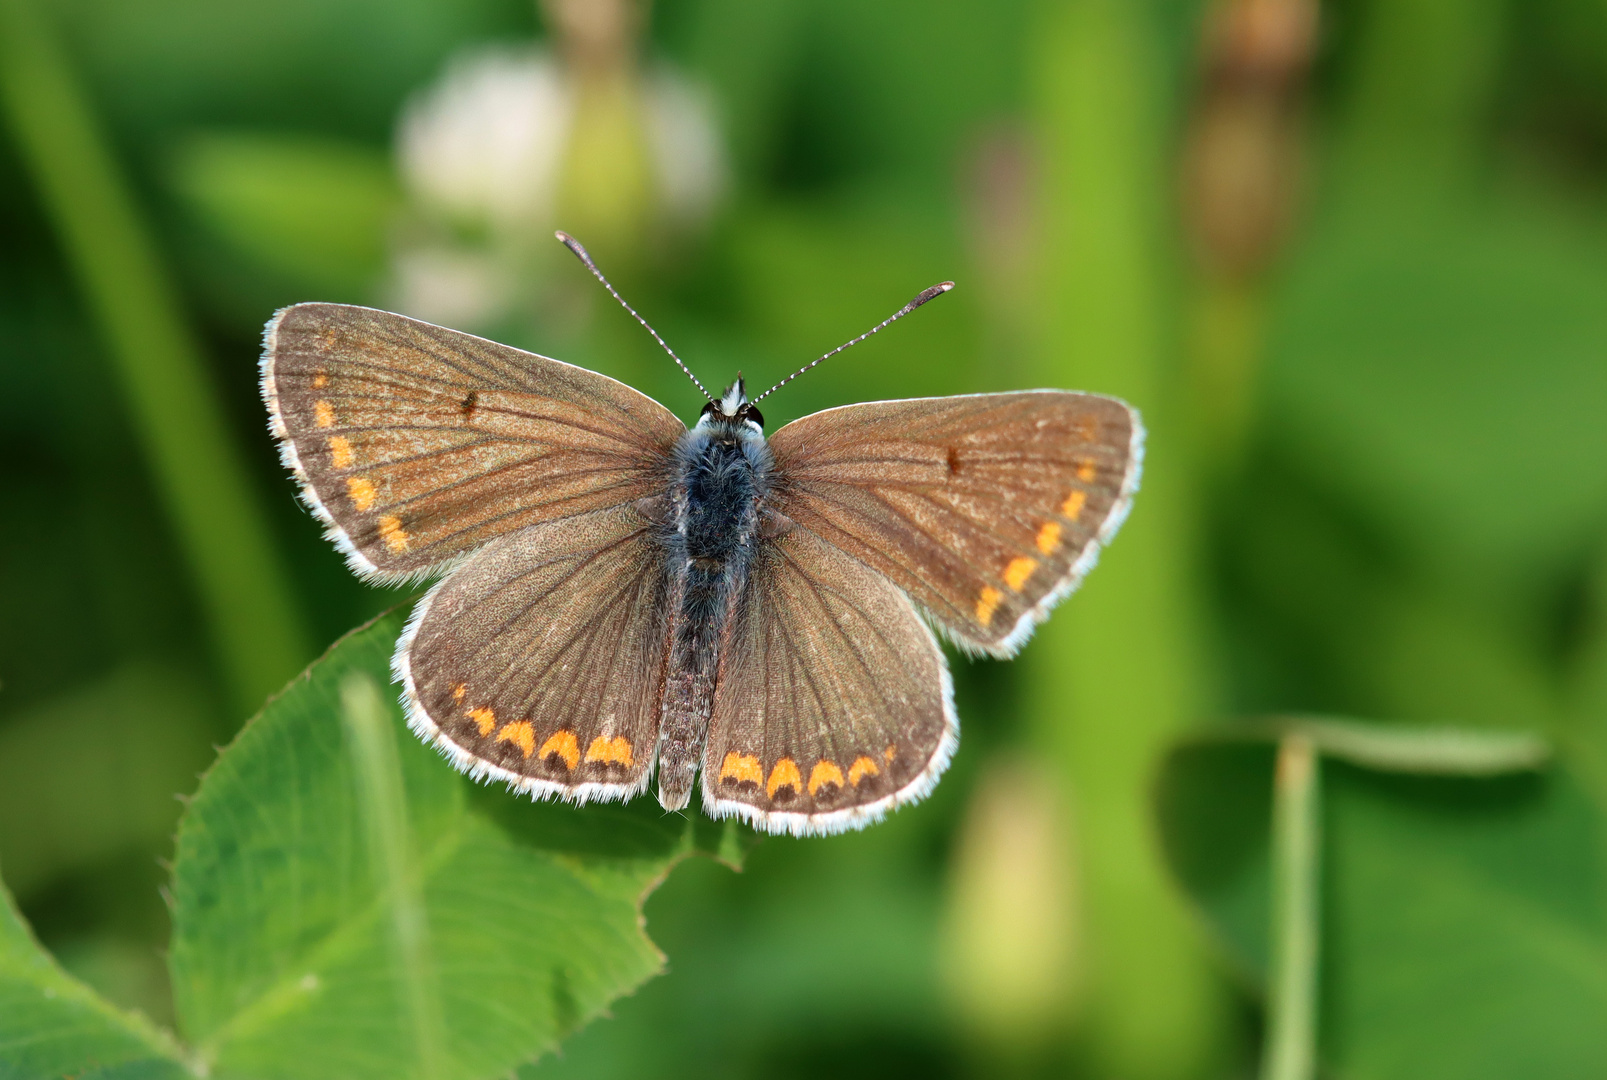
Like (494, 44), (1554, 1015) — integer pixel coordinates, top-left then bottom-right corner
(525, 833), (951, 1080)
(1513, 0), (1607, 115)
(1265, 186), (1607, 598)
(170, 131), (400, 298)
(665, 0), (1027, 192)
(0, 662), (214, 900)
(61, 0), (531, 141)
(168, 612), (751, 1080)
(1156, 739), (1607, 1079)
(1201, 716), (1550, 775)
(1350, 586), (1562, 732)
(0, 875), (192, 1079)
(1565, 544), (1607, 812)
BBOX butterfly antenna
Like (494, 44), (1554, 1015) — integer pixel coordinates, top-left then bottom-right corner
(556, 231), (716, 404)
(752, 281), (955, 404)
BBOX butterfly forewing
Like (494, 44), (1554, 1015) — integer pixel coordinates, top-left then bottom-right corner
(262, 303), (684, 581)
(701, 524), (954, 835)
(398, 503), (667, 801)
(767, 391), (1141, 656)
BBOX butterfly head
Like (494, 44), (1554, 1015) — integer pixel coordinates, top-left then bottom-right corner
(698, 377), (765, 434)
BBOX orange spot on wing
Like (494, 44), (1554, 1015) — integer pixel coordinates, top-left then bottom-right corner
(314, 400), (335, 428)
(467, 706), (496, 736)
(766, 758), (802, 798)
(976, 586), (1003, 626)
(1076, 460), (1097, 481)
(1004, 556), (1037, 592)
(452, 683), (467, 703)
(848, 756), (880, 785)
(1061, 490), (1087, 519)
(495, 720), (534, 757)
(584, 735), (634, 767)
(807, 760), (845, 796)
(327, 435), (353, 468)
(540, 730), (581, 770)
(312, 371), (329, 389)
(720, 752), (763, 785)
(884, 744), (897, 764)
(1035, 520), (1062, 555)
(378, 515), (410, 553)
(347, 477), (376, 511)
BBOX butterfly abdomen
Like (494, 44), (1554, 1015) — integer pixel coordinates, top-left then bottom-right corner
(656, 421), (771, 810)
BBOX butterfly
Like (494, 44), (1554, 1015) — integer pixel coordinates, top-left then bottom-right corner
(260, 233), (1142, 836)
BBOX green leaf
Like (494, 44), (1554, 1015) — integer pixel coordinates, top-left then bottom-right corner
(168, 612), (750, 1080)
(1155, 733), (1607, 1079)
(0, 874), (192, 1079)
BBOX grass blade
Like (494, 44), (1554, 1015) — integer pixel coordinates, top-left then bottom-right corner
(0, 0), (310, 715)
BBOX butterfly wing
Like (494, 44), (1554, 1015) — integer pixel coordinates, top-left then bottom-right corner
(766, 391), (1142, 656)
(397, 503), (667, 802)
(700, 524), (955, 836)
(262, 303), (684, 582)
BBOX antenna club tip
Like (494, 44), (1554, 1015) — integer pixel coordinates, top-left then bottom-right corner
(908, 281), (956, 310)
(555, 230), (589, 259)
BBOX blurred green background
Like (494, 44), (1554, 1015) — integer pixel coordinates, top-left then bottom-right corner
(1, 0), (1605, 1076)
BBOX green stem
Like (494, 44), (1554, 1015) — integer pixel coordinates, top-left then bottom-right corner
(1185, 275), (1266, 481)
(1261, 733), (1321, 1080)
(341, 673), (444, 1080)
(0, 0), (309, 716)
(1025, 1), (1224, 1076)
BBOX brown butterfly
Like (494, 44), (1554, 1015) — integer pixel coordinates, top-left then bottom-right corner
(260, 233), (1142, 836)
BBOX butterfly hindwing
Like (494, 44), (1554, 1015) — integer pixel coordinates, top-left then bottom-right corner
(700, 523), (955, 835)
(262, 302), (684, 582)
(397, 503), (668, 802)
(767, 390), (1142, 656)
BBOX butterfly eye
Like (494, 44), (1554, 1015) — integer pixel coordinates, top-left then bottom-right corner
(741, 404), (764, 429)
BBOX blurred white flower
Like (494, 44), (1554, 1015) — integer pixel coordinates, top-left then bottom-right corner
(642, 70), (725, 225)
(397, 48), (572, 233)
(388, 42), (726, 327)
